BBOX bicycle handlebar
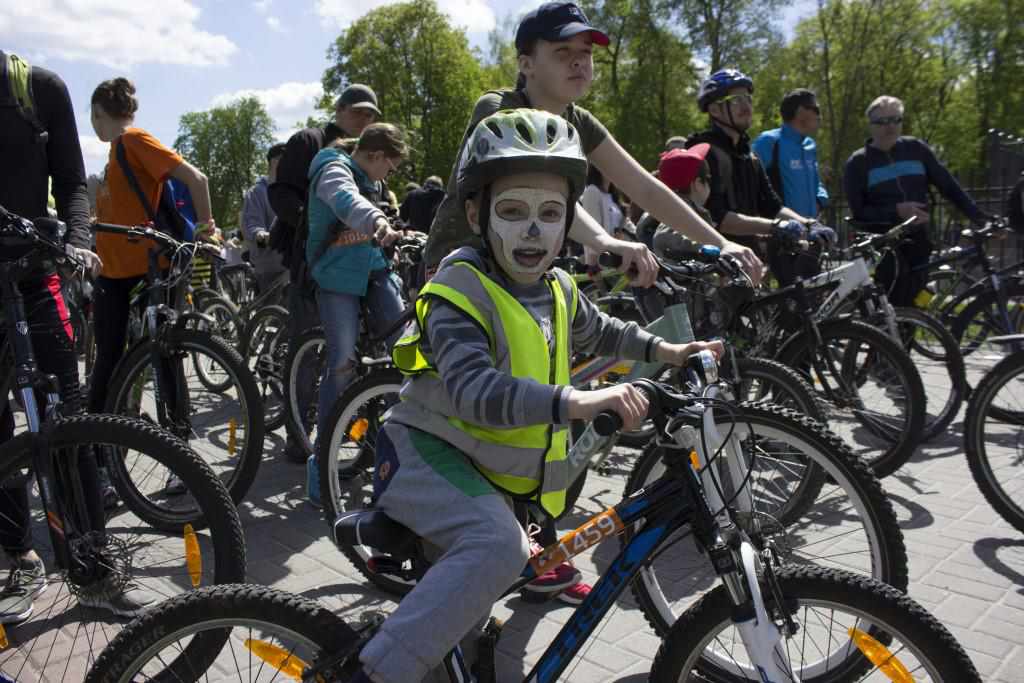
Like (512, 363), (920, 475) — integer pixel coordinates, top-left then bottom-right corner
(93, 222), (225, 262)
(592, 350), (721, 436)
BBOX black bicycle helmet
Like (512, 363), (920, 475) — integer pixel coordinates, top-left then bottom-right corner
(697, 69), (754, 112)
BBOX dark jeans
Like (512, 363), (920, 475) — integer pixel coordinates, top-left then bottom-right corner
(87, 275), (145, 414)
(0, 274), (104, 554)
(875, 229), (933, 308)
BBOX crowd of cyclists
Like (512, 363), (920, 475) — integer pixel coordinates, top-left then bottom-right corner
(2, 0), (1023, 679)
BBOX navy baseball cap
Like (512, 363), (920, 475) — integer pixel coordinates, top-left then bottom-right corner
(515, 2), (610, 54)
(336, 84), (381, 115)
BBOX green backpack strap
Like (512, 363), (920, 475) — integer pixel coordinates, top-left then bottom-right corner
(1, 51), (47, 142)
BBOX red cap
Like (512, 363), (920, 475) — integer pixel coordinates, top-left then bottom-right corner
(657, 143), (710, 192)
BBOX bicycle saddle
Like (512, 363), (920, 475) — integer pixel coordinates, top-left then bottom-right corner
(333, 508), (418, 558)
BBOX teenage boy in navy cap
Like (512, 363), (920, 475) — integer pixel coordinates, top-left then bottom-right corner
(423, 1), (764, 285)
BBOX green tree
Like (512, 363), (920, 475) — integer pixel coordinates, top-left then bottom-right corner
(174, 97), (275, 226)
(668, 0), (786, 72)
(322, 0), (485, 186)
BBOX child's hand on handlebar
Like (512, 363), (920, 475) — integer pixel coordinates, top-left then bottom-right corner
(566, 383), (649, 432)
(655, 339), (724, 367)
(374, 217), (402, 247)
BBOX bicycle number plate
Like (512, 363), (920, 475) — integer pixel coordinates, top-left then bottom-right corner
(529, 508), (624, 576)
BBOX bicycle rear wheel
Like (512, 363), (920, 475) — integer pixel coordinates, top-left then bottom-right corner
(105, 328), (265, 509)
(624, 403), (907, 636)
(778, 318), (925, 477)
(650, 565), (980, 682)
(319, 368), (410, 596)
(950, 280), (1024, 357)
(284, 327), (326, 459)
(0, 414), (246, 683)
(241, 304), (289, 432)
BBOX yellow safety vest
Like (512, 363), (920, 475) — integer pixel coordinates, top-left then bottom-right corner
(393, 261), (576, 517)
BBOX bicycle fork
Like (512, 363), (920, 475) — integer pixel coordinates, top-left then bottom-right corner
(685, 389), (798, 682)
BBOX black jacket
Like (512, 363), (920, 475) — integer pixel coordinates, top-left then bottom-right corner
(0, 55), (90, 249)
(844, 136), (982, 232)
(687, 124), (783, 225)
(399, 185), (445, 233)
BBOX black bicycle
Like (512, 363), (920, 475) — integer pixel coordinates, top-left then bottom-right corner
(0, 207), (246, 681)
(92, 223), (265, 510)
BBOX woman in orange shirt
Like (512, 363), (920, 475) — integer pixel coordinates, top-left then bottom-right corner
(88, 78), (215, 436)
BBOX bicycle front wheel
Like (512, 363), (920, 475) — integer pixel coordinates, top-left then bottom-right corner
(85, 584), (359, 683)
(0, 414), (246, 683)
(624, 403), (907, 636)
(950, 280), (1024, 357)
(650, 565), (980, 682)
(106, 328), (265, 510)
(963, 350), (1024, 533)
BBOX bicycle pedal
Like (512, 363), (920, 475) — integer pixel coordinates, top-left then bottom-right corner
(366, 555), (403, 575)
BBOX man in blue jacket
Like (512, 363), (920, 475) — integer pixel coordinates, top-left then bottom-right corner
(753, 88), (828, 218)
(844, 95), (987, 305)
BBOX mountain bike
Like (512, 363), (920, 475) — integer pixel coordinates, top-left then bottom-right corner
(0, 207), (246, 681)
(92, 223), (264, 509)
(85, 361), (974, 683)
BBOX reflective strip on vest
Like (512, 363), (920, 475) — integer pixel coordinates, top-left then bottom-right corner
(391, 261), (576, 517)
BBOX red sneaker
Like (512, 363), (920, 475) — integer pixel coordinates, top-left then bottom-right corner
(522, 562), (581, 596)
(556, 580), (591, 605)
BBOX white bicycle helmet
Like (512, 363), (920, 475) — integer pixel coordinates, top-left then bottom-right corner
(456, 109), (589, 204)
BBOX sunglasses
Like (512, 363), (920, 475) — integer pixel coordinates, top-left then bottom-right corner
(870, 116), (903, 126)
(719, 93), (753, 107)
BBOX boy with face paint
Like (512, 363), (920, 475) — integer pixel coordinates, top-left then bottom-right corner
(346, 110), (723, 683)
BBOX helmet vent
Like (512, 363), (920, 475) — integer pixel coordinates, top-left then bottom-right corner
(485, 120), (503, 138)
(515, 121), (533, 144)
(546, 120), (558, 144)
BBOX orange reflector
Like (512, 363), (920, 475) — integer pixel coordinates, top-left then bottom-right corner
(348, 418), (369, 442)
(184, 524), (202, 588)
(0, 624), (7, 649)
(689, 450), (701, 469)
(849, 628), (914, 682)
(228, 418), (237, 456)
(244, 639), (309, 680)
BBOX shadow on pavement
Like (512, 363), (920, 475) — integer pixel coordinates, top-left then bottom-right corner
(973, 537), (1024, 590)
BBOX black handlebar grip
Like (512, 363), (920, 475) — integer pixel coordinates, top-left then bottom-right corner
(594, 410), (624, 436)
(598, 252), (624, 269)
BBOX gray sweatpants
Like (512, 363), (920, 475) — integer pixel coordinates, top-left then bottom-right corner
(360, 423), (531, 683)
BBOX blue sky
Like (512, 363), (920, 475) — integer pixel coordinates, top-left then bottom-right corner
(0, 0), (816, 177)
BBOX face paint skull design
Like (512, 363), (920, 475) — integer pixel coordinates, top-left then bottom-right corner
(487, 187), (567, 283)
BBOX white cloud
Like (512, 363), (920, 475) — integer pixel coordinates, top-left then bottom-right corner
(315, 0), (496, 35)
(212, 81), (324, 140)
(253, 0), (272, 12)
(0, 0), (237, 69)
(266, 16), (285, 32)
(80, 134), (110, 177)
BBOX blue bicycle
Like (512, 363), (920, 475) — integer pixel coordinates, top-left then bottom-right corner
(86, 353), (975, 683)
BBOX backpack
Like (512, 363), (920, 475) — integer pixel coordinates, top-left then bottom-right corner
(1007, 174), (1024, 233)
(115, 138), (194, 242)
(0, 51), (47, 145)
